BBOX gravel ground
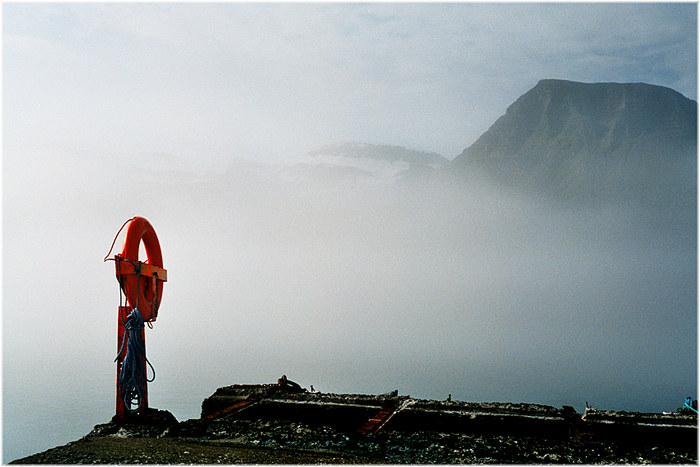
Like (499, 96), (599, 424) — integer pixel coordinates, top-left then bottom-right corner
(183, 417), (697, 464)
(12, 415), (697, 464)
(11, 436), (378, 464)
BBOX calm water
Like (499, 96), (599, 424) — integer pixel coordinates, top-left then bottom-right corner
(3, 355), (204, 463)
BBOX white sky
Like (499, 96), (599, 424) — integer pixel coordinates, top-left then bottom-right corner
(3, 2), (697, 164)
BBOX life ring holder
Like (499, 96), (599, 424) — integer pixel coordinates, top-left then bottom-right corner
(105, 217), (167, 322)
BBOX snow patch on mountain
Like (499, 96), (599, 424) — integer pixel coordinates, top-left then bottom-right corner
(281, 142), (447, 185)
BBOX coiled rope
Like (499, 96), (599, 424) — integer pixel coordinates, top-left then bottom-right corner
(114, 256), (156, 412)
(115, 307), (155, 412)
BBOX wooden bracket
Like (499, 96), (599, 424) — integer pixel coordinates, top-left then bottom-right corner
(117, 259), (168, 282)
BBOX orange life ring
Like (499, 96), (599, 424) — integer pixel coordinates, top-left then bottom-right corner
(115, 217), (166, 322)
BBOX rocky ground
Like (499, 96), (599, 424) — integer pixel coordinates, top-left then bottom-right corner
(11, 436), (378, 465)
(177, 417), (696, 464)
(11, 386), (699, 464)
(13, 410), (697, 464)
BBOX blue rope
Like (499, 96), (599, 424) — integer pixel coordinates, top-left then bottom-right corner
(115, 308), (155, 412)
(683, 397), (698, 414)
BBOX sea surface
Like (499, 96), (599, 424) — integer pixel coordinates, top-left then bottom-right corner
(3, 358), (203, 463)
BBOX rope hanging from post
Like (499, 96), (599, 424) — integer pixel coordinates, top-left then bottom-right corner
(115, 307), (155, 412)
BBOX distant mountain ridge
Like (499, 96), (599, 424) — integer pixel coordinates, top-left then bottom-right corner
(451, 79), (697, 204)
(283, 142), (448, 185)
(309, 142), (447, 166)
(454, 79), (696, 164)
(278, 80), (695, 202)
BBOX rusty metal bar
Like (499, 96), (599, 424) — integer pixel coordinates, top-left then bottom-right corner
(202, 398), (259, 420)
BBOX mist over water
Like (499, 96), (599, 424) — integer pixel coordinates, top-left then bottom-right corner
(4, 3), (696, 463)
(4, 149), (696, 462)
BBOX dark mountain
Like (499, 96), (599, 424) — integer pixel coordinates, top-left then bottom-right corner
(451, 79), (697, 205)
